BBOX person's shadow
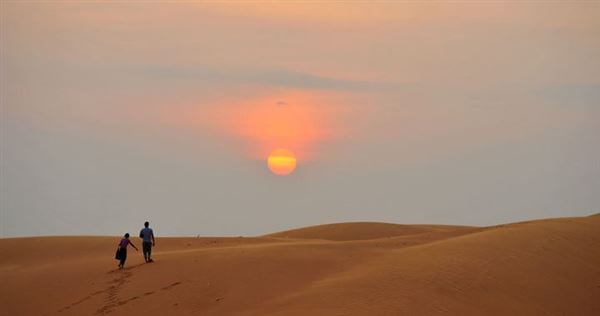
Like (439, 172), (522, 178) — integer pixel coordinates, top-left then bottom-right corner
(107, 262), (146, 274)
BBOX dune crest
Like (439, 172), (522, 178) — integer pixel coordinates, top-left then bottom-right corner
(265, 221), (474, 241)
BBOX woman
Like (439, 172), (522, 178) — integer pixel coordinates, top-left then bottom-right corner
(116, 233), (138, 269)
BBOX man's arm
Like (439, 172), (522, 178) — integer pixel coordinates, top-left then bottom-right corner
(151, 231), (155, 246)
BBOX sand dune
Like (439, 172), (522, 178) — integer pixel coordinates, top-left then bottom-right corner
(265, 221), (475, 241)
(1, 215), (599, 315)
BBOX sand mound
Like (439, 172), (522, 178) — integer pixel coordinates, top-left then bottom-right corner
(1, 215), (599, 315)
(265, 221), (472, 241)
(257, 215), (600, 315)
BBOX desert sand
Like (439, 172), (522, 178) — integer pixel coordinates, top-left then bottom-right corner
(1, 215), (599, 316)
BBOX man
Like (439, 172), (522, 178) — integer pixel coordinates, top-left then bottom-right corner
(139, 221), (155, 263)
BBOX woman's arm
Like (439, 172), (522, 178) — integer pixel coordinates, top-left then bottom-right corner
(130, 240), (139, 251)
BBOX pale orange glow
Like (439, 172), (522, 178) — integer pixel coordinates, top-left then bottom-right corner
(267, 149), (297, 176)
(163, 89), (362, 170)
(200, 90), (350, 161)
(233, 94), (328, 160)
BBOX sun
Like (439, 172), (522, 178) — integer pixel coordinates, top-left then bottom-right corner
(267, 149), (297, 176)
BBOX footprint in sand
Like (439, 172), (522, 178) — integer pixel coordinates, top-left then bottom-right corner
(161, 281), (182, 291)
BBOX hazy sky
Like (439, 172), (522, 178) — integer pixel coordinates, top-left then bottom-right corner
(1, 2), (599, 237)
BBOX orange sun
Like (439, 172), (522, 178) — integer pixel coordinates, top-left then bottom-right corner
(267, 149), (297, 176)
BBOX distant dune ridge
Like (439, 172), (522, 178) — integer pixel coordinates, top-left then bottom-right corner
(1, 215), (600, 315)
(264, 221), (475, 241)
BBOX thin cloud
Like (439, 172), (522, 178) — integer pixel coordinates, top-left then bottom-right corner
(139, 65), (394, 91)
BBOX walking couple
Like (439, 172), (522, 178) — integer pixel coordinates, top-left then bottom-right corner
(115, 221), (156, 269)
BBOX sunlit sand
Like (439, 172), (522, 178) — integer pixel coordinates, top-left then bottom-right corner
(2, 214), (599, 315)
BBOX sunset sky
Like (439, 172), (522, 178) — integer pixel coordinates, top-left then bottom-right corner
(1, 2), (599, 237)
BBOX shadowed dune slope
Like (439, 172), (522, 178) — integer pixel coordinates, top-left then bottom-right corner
(1, 216), (599, 316)
(265, 221), (474, 241)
